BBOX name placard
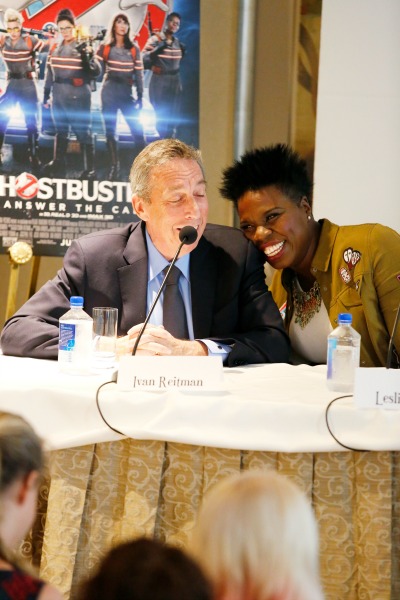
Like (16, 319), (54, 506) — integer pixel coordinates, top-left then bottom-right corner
(354, 367), (400, 409)
(116, 355), (224, 391)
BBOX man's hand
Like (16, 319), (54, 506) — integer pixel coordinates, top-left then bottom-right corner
(117, 323), (207, 357)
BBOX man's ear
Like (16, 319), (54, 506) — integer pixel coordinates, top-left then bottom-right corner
(17, 471), (39, 505)
(132, 194), (148, 221)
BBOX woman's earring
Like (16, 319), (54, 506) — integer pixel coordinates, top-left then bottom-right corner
(307, 215), (311, 221)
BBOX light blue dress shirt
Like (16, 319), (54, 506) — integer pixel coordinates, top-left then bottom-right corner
(145, 231), (230, 359)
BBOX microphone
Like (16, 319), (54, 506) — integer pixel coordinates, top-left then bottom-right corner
(131, 225), (198, 355)
(179, 225), (198, 245)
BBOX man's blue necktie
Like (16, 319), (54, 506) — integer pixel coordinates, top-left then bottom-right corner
(162, 265), (189, 339)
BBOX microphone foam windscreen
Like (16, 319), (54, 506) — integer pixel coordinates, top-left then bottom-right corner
(179, 226), (198, 245)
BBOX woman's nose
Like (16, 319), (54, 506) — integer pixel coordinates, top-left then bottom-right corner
(254, 224), (272, 239)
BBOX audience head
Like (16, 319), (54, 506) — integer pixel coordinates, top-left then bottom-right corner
(220, 144), (313, 208)
(191, 470), (323, 600)
(0, 412), (44, 557)
(79, 537), (212, 600)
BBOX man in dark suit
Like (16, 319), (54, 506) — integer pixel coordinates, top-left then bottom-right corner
(0, 139), (289, 366)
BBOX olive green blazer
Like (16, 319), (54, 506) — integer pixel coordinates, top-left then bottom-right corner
(270, 219), (400, 367)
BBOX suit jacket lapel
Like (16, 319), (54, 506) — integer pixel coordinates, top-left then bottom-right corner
(118, 221), (148, 332)
(117, 224), (218, 338)
(190, 236), (217, 338)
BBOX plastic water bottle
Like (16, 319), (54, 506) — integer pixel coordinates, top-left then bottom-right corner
(327, 313), (361, 392)
(58, 296), (93, 375)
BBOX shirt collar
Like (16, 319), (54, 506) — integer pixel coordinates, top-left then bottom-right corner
(311, 219), (340, 273)
(146, 229), (190, 282)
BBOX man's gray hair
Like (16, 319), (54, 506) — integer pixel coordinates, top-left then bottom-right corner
(129, 139), (205, 203)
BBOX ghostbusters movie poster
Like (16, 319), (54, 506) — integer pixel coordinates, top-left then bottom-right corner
(0, 0), (200, 255)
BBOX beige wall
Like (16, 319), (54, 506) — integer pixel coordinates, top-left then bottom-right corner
(253, 0), (298, 148)
(199, 0), (238, 227)
(0, 0), (296, 328)
(201, 0), (298, 224)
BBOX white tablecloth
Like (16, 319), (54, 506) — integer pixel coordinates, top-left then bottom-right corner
(1, 355), (399, 452)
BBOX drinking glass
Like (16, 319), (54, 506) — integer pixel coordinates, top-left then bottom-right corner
(92, 307), (118, 369)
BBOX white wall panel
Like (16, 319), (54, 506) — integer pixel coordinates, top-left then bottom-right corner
(314, 0), (400, 229)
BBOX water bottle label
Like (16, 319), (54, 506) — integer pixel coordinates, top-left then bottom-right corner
(59, 323), (76, 351)
(327, 338), (337, 379)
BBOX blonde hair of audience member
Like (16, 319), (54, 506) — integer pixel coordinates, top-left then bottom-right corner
(0, 412), (62, 600)
(129, 138), (204, 203)
(190, 470), (324, 600)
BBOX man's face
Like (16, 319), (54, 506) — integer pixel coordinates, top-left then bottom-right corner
(132, 158), (208, 261)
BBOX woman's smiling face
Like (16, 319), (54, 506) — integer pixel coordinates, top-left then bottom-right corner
(237, 185), (315, 272)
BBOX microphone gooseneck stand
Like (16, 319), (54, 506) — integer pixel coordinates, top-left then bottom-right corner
(131, 225), (198, 356)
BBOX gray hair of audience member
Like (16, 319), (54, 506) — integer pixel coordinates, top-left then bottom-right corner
(190, 470), (324, 600)
(78, 537), (213, 600)
(0, 412), (44, 566)
(4, 8), (24, 26)
(129, 138), (205, 204)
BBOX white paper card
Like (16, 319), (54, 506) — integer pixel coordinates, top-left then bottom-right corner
(116, 355), (224, 391)
(354, 367), (400, 409)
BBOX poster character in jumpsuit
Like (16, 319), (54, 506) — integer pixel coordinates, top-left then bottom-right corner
(142, 12), (184, 139)
(0, 8), (46, 172)
(42, 9), (100, 179)
(96, 12), (146, 180)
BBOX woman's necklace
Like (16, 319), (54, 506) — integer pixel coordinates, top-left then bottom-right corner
(292, 276), (321, 328)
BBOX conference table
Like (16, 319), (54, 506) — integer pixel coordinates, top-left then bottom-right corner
(1, 354), (399, 600)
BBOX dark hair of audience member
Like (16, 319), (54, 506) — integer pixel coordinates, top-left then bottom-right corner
(79, 537), (213, 600)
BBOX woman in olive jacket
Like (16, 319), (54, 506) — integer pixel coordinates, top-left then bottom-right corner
(220, 144), (400, 367)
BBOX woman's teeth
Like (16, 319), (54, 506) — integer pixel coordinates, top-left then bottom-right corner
(264, 241), (284, 257)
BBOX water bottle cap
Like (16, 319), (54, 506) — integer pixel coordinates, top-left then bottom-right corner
(338, 312), (352, 324)
(70, 296), (84, 307)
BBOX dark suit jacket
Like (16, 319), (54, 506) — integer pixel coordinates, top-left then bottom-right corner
(1, 222), (289, 366)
